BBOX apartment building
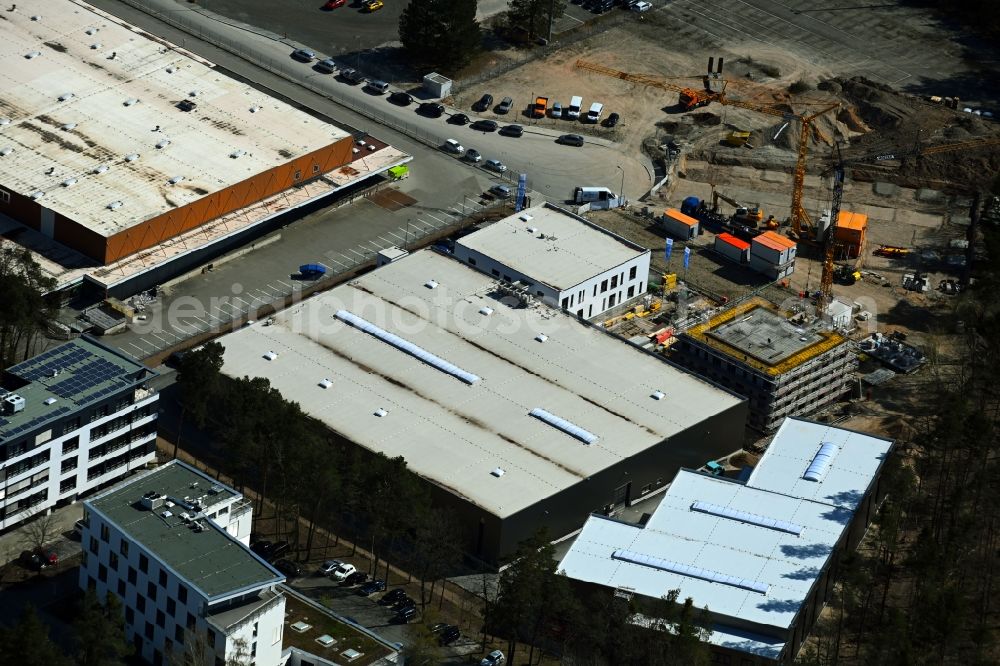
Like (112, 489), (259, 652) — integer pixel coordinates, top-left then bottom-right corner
(80, 461), (281, 666)
(0, 337), (158, 530)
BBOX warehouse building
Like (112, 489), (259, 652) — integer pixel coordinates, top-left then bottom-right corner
(671, 297), (855, 431)
(558, 418), (894, 664)
(0, 0), (409, 298)
(81, 461), (285, 666)
(453, 203), (651, 319)
(219, 250), (746, 564)
(0, 337), (157, 531)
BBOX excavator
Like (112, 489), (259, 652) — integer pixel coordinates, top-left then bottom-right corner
(711, 190), (777, 229)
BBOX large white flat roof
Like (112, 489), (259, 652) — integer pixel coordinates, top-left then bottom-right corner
(0, 0), (350, 237)
(558, 418), (892, 658)
(456, 205), (649, 291)
(219, 250), (741, 518)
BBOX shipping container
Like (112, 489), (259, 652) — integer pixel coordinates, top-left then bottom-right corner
(834, 211), (867, 259)
(714, 232), (750, 263)
(751, 231), (796, 266)
(662, 208), (699, 240)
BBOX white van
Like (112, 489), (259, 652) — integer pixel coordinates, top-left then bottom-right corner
(573, 186), (616, 204)
(567, 96), (583, 119)
(586, 102), (604, 123)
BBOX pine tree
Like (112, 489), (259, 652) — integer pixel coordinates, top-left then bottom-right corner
(72, 589), (131, 666)
(505, 0), (567, 41)
(0, 605), (71, 666)
(398, 0), (482, 73)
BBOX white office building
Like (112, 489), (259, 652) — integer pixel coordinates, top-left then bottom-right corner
(0, 337), (158, 531)
(80, 461), (284, 666)
(453, 203), (651, 319)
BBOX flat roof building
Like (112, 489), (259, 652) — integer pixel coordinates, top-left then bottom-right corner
(81, 461), (284, 666)
(0, 0), (408, 297)
(1, 336), (158, 530)
(671, 297), (856, 431)
(453, 203), (651, 320)
(558, 418), (894, 664)
(219, 249), (746, 564)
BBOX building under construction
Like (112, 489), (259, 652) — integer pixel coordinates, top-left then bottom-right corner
(671, 297), (856, 431)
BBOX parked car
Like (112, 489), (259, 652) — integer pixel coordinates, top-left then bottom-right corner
(250, 540), (272, 557)
(339, 68), (364, 84)
(417, 102), (445, 118)
(551, 101), (563, 118)
(358, 579), (387, 596)
(557, 133), (585, 146)
(273, 559), (302, 578)
(20, 549), (58, 571)
(473, 93), (493, 112)
(389, 91), (413, 106)
(392, 606), (418, 623)
(429, 623), (449, 634)
(291, 49), (316, 63)
(481, 650), (506, 666)
(448, 113), (470, 125)
(365, 80), (390, 95)
(489, 184), (512, 199)
(392, 596), (417, 612)
(379, 588), (408, 606)
(631, 0), (653, 11)
(318, 560), (342, 576)
(315, 58), (338, 74)
(465, 148), (482, 162)
(471, 119), (498, 132)
(332, 563), (357, 581)
(342, 571), (368, 586)
(499, 124), (524, 137)
(442, 139), (465, 154)
(604, 112), (620, 127)
(484, 158), (507, 173)
(268, 541), (290, 561)
(439, 625), (461, 646)
(323, 0), (347, 8)
(363, 0), (384, 11)
(497, 96), (513, 114)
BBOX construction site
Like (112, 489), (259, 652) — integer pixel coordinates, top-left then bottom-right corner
(448, 3), (1000, 446)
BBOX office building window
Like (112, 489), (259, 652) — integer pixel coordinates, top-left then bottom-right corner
(600, 279), (608, 293)
(100, 524), (109, 541)
(63, 435), (79, 451)
(144, 622), (154, 640)
(156, 610), (165, 629)
(139, 554), (148, 573)
(611, 275), (618, 289)
(109, 552), (118, 569)
(467, 257), (476, 266)
(98, 565), (107, 583)
(166, 598), (176, 615)
(147, 582), (156, 601)
(136, 596), (146, 613)
(178, 585), (188, 604)
(627, 286), (635, 298)
(629, 265), (637, 280)
(175, 625), (185, 644)
(159, 570), (167, 587)
(120, 539), (129, 557)
(128, 567), (137, 585)
(125, 607), (134, 624)
(117, 580), (126, 597)
(89, 537), (99, 555)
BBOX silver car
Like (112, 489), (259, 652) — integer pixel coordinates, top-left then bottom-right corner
(484, 158), (507, 173)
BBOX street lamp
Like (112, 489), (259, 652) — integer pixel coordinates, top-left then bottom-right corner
(616, 165), (625, 206)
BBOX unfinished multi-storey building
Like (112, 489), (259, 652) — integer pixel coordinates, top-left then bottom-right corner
(671, 297), (856, 431)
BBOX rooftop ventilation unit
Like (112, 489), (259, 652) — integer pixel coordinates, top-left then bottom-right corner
(491, 467), (505, 478)
(0, 148), (12, 157)
(229, 149), (244, 159)
(124, 153), (139, 162)
(61, 178), (77, 187)
(94, 165), (108, 174)
(612, 549), (770, 595)
(250, 105), (261, 113)
(263, 351), (278, 361)
(209, 484), (224, 494)
(58, 93), (74, 102)
(140, 492), (165, 511)
(60, 123), (77, 131)
(43, 397), (58, 406)
(107, 201), (123, 210)
(374, 407), (388, 417)
(25, 51), (41, 59)
(526, 227), (537, 234)
(31, 191), (44, 200)
(651, 390), (665, 400)
(2, 393), (26, 415)
(168, 175), (184, 185)
(803, 442), (839, 482)
(123, 98), (139, 107)
(519, 213), (533, 222)
(85, 27), (98, 35)
(30, 15), (41, 21)
(424, 280), (438, 289)
(534, 334), (548, 343)
(166, 66), (176, 74)
(479, 306), (494, 316)
(690, 500), (804, 536)
(318, 378), (332, 389)
(529, 407), (598, 444)
(90, 43), (101, 50)
(0, 118), (8, 127)
(335, 310), (481, 385)
(156, 139), (171, 149)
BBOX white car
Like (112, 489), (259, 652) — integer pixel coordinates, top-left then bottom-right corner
(318, 560), (342, 576)
(631, 1), (653, 11)
(332, 563), (357, 581)
(443, 139), (464, 154)
(480, 650), (505, 666)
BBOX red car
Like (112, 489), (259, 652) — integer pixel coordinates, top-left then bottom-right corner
(323, 0), (346, 9)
